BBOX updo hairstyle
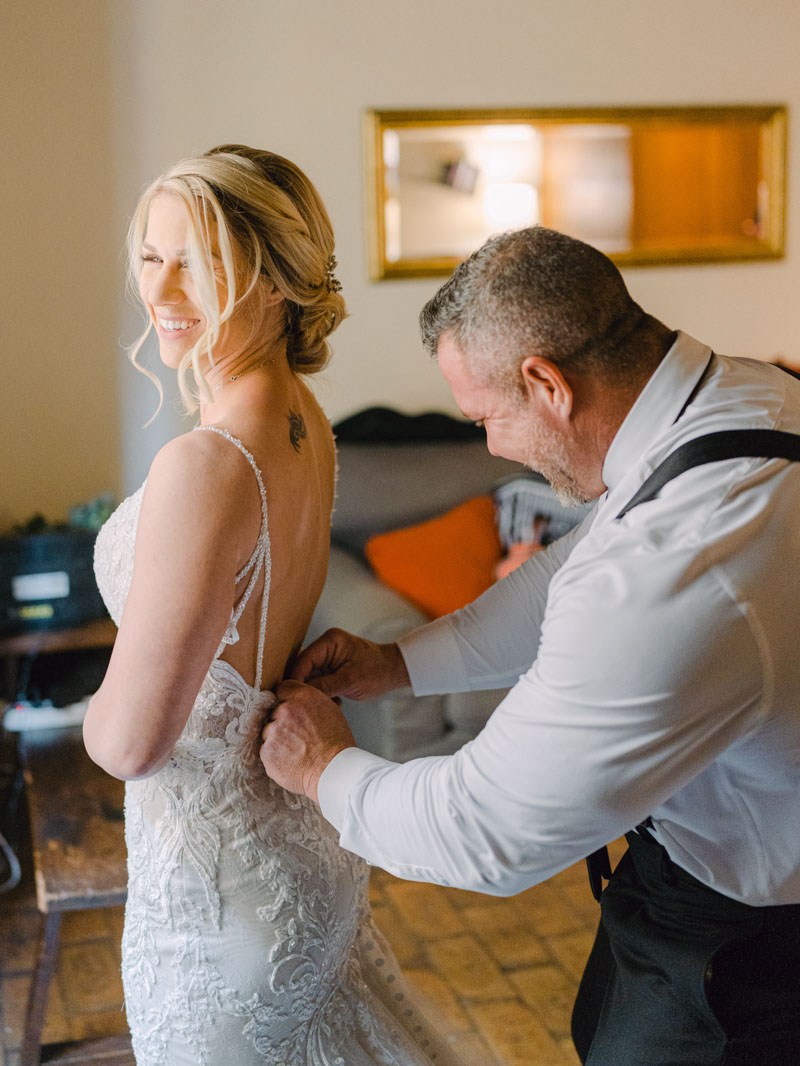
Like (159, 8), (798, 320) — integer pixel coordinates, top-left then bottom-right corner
(126, 143), (346, 413)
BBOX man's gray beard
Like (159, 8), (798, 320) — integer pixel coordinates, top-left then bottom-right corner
(523, 422), (590, 508)
(532, 463), (589, 507)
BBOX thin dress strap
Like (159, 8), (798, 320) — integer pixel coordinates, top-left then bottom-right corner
(194, 425), (272, 691)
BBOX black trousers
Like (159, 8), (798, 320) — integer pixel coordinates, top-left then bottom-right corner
(571, 830), (800, 1066)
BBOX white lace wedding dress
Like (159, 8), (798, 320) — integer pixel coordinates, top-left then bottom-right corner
(94, 426), (458, 1066)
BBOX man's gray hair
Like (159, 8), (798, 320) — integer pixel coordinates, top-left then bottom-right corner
(419, 226), (656, 385)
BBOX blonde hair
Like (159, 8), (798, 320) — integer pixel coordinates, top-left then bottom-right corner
(126, 144), (346, 414)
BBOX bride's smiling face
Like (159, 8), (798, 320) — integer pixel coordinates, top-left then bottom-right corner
(138, 193), (211, 369)
(139, 192), (270, 373)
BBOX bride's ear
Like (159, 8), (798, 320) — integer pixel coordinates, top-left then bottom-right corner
(261, 279), (285, 307)
(519, 356), (574, 424)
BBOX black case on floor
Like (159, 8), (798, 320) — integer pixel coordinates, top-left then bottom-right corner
(0, 531), (108, 635)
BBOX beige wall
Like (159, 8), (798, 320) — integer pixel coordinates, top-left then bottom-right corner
(2, 0), (120, 528)
(3, 0), (799, 518)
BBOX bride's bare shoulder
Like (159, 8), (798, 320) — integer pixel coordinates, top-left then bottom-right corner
(146, 429), (259, 515)
(152, 427), (252, 474)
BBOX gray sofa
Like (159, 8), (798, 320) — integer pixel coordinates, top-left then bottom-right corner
(304, 408), (582, 761)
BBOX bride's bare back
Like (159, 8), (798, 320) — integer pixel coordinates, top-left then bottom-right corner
(210, 370), (336, 692)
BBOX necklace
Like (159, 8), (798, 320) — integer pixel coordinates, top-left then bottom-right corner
(213, 355), (275, 392)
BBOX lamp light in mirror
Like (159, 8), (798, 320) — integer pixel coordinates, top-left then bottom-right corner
(365, 106), (786, 279)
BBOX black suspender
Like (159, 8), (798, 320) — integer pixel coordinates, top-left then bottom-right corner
(615, 429), (800, 519)
(586, 427), (800, 902)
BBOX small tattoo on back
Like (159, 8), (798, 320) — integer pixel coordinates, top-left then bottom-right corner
(287, 409), (307, 453)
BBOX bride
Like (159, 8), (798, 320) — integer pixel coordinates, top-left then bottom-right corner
(84, 144), (457, 1066)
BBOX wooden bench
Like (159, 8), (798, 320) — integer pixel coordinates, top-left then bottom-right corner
(18, 726), (133, 1065)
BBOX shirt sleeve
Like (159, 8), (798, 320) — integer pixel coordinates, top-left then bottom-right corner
(319, 538), (765, 896)
(398, 514), (592, 695)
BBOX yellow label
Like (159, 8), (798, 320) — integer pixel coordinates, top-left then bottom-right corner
(19, 604), (55, 620)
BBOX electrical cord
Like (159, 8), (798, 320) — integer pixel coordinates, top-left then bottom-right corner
(1, 712), (23, 894)
(0, 827), (21, 893)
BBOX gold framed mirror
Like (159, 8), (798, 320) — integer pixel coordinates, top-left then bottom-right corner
(365, 105), (787, 279)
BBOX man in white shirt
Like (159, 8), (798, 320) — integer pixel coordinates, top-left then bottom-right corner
(260, 226), (800, 1065)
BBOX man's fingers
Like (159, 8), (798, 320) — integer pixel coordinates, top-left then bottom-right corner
(285, 630), (401, 702)
(289, 648), (321, 683)
(259, 678), (356, 803)
(274, 679), (309, 701)
(261, 698), (285, 740)
(304, 671), (348, 698)
(289, 629), (348, 683)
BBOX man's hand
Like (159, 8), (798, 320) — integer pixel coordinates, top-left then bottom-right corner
(289, 627), (410, 700)
(259, 680), (356, 803)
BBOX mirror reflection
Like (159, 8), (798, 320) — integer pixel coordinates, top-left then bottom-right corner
(366, 107), (786, 278)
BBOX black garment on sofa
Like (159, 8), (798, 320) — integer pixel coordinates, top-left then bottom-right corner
(333, 406), (484, 443)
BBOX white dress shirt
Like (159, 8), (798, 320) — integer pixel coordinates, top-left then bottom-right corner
(319, 333), (800, 905)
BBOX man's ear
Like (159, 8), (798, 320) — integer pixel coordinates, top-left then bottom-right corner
(520, 356), (574, 422)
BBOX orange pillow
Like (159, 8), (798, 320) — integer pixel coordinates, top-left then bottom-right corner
(365, 495), (502, 619)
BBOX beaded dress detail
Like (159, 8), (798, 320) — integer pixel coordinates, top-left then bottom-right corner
(94, 426), (455, 1066)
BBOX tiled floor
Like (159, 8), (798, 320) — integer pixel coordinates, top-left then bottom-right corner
(0, 827), (626, 1066)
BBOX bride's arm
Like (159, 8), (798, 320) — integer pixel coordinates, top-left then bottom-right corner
(83, 431), (260, 780)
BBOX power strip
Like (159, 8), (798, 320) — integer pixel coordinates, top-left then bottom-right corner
(3, 699), (90, 733)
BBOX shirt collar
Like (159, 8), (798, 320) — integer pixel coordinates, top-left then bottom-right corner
(602, 331), (712, 493)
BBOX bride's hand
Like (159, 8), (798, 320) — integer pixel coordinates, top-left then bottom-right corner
(289, 628), (410, 701)
(259, 680), (355, 801)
